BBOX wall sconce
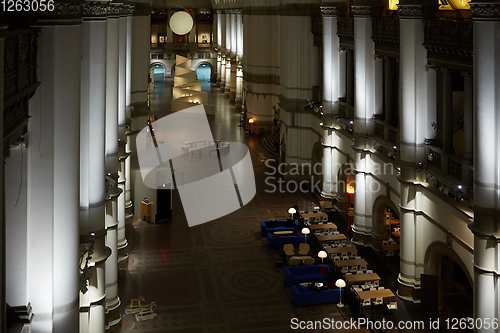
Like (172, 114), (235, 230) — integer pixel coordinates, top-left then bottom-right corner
(79, 232), (95, 294)
(248, 118), (255, 124)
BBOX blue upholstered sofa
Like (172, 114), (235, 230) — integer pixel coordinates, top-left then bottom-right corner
(291, 285), (344, 306)
(266, 233), (308, 248)
(284, 265), (332, 285)
(261, 219), (301, 236)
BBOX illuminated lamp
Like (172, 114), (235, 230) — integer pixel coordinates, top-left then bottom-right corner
(169, 11), (194, 35)
(346, 174), (355, 195)
(335, 279), (346, 307)
(318, 250), (327, 265)
(301, 227), (310, 243)
(248, 118), (255, 124)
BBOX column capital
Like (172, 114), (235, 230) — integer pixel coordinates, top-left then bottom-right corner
(351, 5), (372, 17)
(82, 1), (109, 19)
(34, 0), (82, 25)
(470, 2), (500, 20)
(321, 6), (337, 16)
(397, 4), (438, 18)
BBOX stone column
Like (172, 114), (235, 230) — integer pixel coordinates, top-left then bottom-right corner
(442, 68), (455, 155)
(117, 7), (129, 268)
(236, 10), (243, 58)
(131, 3), (150, 112)
(216, 53), (222, 86)
(231, 11), (237, 55)
(469, 3), (500, 328)
(230, 60), (237, 102)
(351, 5), (377, 244)
(235, 64), (243, 107)
(225, 58), (231, 96)
(226, 11), (231, 53)
(338, 48), (347, 102)
(220, 55), (226, 90)
(462, 73), (473, 165)
(104, 5), (121, 330)
(0, 31), (4, 333)
(374, 56), (384, 117)
(397, 2), (438, 301)
(125, 9), (133, 219)
(28, 19), (81, 333)
(79, 3), (113, 332)
(321, 6), (341, 199)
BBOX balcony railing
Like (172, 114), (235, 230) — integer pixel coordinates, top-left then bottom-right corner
(427, 145), (473, 187)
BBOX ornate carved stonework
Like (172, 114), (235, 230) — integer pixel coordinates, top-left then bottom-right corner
(351, 6), (372, 17)
(108, 4), (121, 17)
(470, 3), (500, 20)
(82, 2), (109, 18)
(321, 6), (337, 17)
(36, 0), (82, 24)
(397, 5), (423, 18)
(242, 7), (280, 16)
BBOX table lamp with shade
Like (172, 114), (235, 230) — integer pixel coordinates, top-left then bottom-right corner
(335, 279), (346, 307)
(301, 227), (310, 243)
(318, 250), (327, 265)
(288, 207), (296, 219)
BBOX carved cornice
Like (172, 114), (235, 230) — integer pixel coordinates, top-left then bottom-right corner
(35, 0), (82, 25)
(397, 4), (440, 18)
(351, 6), (372, 17)
(470, 2), (500, 20)
(321, 6), (337, 17)
(82, 2), (108, 19)
(242, 6), (280, 15)
(132, 2), (150, 16)
(108, 3), (121, 17)
(225, 9), (242, 14)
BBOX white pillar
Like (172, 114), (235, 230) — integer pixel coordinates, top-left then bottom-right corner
(397, 4), (438, 301)
(352, 6), (376, 244)
(216, 53), (222, 87)
(0, 32), (5, 333)
(236, 10), (243, 58)
(469, 3), (500, 329)
(235, 64), (243, 107)
(80, 6), (110, 332)
(220, 55), (226, 90)
(131, 3), (151, 108)
(105, 8), (121, 329)
(28, 24), (80, 333)
(125, 11), (133, 218)
(231, 12), (237, 54)
(225, 58), (231, 95)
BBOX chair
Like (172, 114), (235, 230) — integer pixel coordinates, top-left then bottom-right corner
(345, 272), (352, 275)
(387, 250), (395, 257)
(356, 271), (363, 274)
(370, 288), (377, 291)
(342, 255), (349, 260)
(341, 266), (349, 274)
(284, 244), (295, 260)
(362, 299), (371, 314)
(303, 257), (315, 266)
(314, 216), (322, 222)
(382, 240), (389, 245)
(355, 256), (362, 259)
(373, 297), (383, 306)
(387, 301), (398, 315)
(332, 255), (341, 261)
(349, 252), (357, 259)
(350, 265), (358, 273)
(340, 240), (347, 246)
(288, 258), (300, 266)
(373, 280), (380, 288)
(378, 286), (385, 290)
(359, 264), (367, 271)
(333, 231), (340, 235)
(298, 243), (310, 256)
(125, 296), (145, 314)
(366, 269), (373, 274)
(322, 216), (328, 222)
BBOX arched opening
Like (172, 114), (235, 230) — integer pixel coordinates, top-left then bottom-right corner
(196, 62), (212, 82)
(424, 242), (473, 321)
(171, 64), (176, 77)
(372, 195), (400, 248)
(336, 163), (355, 230)
(150, 63), (165, 82)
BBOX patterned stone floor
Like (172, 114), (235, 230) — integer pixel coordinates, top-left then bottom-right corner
(116, 79), (370, 332)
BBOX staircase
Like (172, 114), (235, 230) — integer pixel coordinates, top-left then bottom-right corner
(261, 128), (280, 155)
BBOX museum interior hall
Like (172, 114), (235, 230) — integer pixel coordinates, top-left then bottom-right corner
(0, 0), (498, 332)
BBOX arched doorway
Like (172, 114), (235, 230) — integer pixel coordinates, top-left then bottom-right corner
(372, 195), (400, 248)
(171, 64), (176, 77)
(195, 62), (212, 82)
(424, 242), (473, 320)
(336, 163), (355, 213)
(150, 63), (165, 82)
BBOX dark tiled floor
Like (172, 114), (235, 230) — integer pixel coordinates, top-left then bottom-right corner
(117, 78), (469, 333)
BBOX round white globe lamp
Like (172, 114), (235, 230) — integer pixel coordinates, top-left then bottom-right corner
(335, 279), (346, 307)
(169, 11), (194, 35)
